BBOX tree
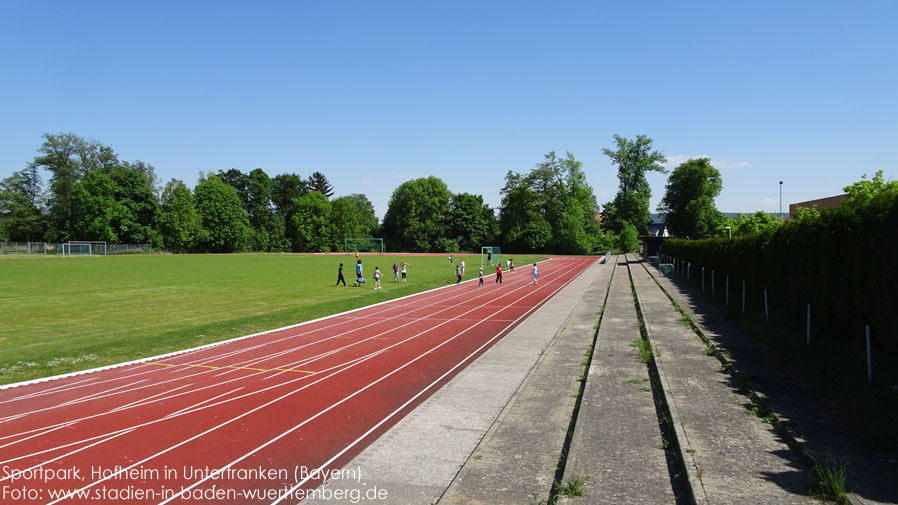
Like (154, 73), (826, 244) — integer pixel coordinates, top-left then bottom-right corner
(245, 168), (273, 251)
(217, 169), (250, 211)
(618, 222), (639, 253)
(110, 163), (161, 246)
(159, 180), (202, 253)
(194, 174), (250, 252)
(270, 173), (306, 251)
(29, 133), (121, 242)
(330, 197), (363, 248)
(69, 172), (131, 242)
(341, 193), (379, 236)
(271, 173), (307, 214)
(499, 185), (552, 252)
(447, 193), (499, 251)
(291, 191), (333, 252)
(717, 211), (781, 238)
(0, 167), (47, 241)
(658, 157), (723, 238)
(499, 151), (601, 253)
(306, 171), (334, 198)
(603, 134), (667, 234)
(842, 170), (898, 210)
(382, 177), (451, 252)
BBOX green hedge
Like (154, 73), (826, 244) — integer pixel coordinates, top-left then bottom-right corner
(661, 191), (898, 360)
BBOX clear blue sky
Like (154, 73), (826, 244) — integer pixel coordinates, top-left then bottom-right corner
(2, 1), (896, 219)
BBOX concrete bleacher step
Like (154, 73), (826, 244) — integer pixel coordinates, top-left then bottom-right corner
(629, 257), (816, 504)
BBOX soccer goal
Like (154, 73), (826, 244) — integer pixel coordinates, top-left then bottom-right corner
(61, 241), (107, 257)
(344, 238), (384, 254)
(27, 242), (47, 254)
(481, 246), (501, 268)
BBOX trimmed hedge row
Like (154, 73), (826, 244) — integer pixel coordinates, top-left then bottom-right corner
(661, 191), (898, 359)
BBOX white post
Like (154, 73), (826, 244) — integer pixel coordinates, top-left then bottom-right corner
(764, 289), (769, 322)
(866, 325), (873, 383)
(742, 281), (746, 313)
(806, 304), (811, 345)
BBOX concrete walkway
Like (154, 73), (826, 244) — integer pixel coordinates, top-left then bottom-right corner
(305, 259), (610, 505)
(440, 259), (613, 505)
(643, 259), (898, 505)
(630, 257), (816, 504)
(559, 256), (679, 504)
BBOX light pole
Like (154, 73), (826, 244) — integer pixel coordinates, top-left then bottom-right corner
(725, 226), (732, 240)
(780, 181), (783, 221)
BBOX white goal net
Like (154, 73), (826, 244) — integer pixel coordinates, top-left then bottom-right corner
(61, 241), (107, 257)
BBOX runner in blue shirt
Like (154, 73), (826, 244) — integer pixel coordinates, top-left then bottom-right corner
(532, 263), (538, 286)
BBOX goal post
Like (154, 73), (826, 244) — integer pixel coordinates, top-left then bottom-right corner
(62, 241), (106, 257)
(481, 246), (501, 268)
(344, 238), (384, 254)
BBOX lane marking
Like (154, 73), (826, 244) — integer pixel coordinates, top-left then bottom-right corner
(141, 361), (316, 374)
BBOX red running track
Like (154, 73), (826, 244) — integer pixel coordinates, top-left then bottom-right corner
(0, 257), (595, 504)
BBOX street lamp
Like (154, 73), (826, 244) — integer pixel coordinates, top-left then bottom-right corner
(780, 181), (783, 221)
(725, 226), (732, 240)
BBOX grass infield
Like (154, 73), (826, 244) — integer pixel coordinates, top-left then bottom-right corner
(0, 253), (545, 385)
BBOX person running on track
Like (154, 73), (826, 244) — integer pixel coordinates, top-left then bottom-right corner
(336, 263), (346, 286)
(478, 267), (484, 287)
(496, 264), (503, 283)
(532, 262), (539, 285)
(455, 264), (462, 285)
(510, 258), (515, 272)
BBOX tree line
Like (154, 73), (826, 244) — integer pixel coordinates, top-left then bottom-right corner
(2, 131), (771, 254)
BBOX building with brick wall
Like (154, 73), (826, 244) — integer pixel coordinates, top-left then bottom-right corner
(789, 194), (849, 215)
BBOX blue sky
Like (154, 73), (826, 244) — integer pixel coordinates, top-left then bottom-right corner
(2, 1), (896, 219)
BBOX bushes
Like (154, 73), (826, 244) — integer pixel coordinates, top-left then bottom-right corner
(662, 191), (898, 360)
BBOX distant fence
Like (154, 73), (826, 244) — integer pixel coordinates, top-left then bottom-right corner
(0, 241), (153, 255)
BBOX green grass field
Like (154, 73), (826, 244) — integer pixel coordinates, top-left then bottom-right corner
(0, 253), (544, 385)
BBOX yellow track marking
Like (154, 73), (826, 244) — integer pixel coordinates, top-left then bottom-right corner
(142, 362), (315, 374)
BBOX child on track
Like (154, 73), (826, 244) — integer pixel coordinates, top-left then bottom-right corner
(496, 264), (503, 283)
(532, 262), (538, 285)
(478, 267), (484, 286)
(455, 264), (462, 285)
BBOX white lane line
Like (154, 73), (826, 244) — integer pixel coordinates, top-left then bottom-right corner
(0, 429), (135, 485)
(55, 380), (149, 407)
(0, 424), (67, 450)
(108, 383), (194, 412)
(164, 387), (244, 417)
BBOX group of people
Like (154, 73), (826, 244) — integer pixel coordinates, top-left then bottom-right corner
(337, 258), (407, 288)
(337, 256), (538, 289)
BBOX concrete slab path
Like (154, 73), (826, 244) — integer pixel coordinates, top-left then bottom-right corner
(630, 257), (816, 504)
(559, 255), (679, 504)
